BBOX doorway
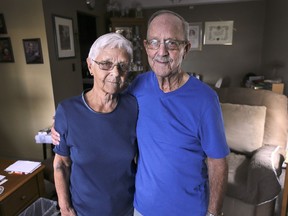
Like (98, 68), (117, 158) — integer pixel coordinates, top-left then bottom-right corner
(77, 12), (97, 89)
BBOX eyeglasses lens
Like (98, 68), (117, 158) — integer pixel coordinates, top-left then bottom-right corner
(94, 61), (129, 72)
(147, 39), (186, 50)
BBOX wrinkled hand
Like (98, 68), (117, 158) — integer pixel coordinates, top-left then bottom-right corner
(60, 207), (77, 216)
(51, 125), (60, 145)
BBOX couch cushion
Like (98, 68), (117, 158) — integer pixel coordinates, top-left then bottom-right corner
(221, 103), (266, 154)
(215, 87), (288, 155)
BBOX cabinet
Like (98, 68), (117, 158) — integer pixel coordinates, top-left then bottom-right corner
(110, 17), (148, 83)
(0, 159), (45, 216)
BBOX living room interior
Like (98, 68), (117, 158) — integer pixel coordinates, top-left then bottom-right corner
(0, 0), (288, 215)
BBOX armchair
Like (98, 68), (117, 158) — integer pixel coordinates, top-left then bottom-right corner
(214, 87), (288, 216)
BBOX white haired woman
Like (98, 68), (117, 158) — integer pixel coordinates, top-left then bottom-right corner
(53, 33), (137, 216)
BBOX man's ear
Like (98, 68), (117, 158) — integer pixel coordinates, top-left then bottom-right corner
(183, 43), (191, 59)
(185, 42), (191, 54)
(143, 40), (149, 54)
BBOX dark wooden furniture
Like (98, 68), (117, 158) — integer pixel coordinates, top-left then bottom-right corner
(281, 162), (288, 216)
(0, 159), (45, 216)
(110, 17), (148, 83)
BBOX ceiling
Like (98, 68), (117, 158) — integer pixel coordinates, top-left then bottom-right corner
(116, 0), (263, 9)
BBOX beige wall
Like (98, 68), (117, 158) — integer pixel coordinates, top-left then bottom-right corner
(0, 0), (55, 160)
(0, 0), (108, 160)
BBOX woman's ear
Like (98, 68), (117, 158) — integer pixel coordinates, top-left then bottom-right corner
(86, 58), (92, 69)
(86, 58), (93, 76)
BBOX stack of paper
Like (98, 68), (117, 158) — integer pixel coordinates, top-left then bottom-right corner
(5, 160), (41, 174)
(0, 174), (7, 185)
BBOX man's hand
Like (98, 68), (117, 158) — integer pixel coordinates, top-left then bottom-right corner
(60, 206), (77, 216)
(51, 126), (60, 145)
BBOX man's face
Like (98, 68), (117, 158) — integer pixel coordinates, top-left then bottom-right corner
(144, 13), (189, 78)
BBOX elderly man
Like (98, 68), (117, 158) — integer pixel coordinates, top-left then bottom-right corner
(127, 10), (229, 216)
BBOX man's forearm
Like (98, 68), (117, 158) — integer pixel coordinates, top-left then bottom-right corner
(207, 157), (228, 215)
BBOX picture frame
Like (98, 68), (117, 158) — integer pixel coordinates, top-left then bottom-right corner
(0, 14), (7, 34)
(23, 38), (43, 64)
(204, 21), (234, 45)
(0, 37), (14, 63)
(53, 15), (75, 58)
(189, 22), (202, 51)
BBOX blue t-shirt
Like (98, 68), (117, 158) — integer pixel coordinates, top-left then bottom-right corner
(127, 72), (230, 216)
(53, 91), (138, 216)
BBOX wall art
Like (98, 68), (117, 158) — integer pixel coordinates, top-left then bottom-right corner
(0, 14), (7, 34)
(23, 38), (43, 64)
(53, 15), (75, 58)
(0, 37), (14, 63)
(189, 22), (202, 51)
(204, 21), (234, 45)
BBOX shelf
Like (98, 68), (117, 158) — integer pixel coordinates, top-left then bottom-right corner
(109, 17), (148, 72)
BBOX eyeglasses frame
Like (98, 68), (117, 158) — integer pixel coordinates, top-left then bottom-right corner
(144, 39), (188, 50)
(92, 60), (130, 73)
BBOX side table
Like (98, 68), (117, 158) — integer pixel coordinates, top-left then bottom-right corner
(0, 159), (45, 216)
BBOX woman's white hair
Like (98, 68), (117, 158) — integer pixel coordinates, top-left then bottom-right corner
(88, 32), (133, 62)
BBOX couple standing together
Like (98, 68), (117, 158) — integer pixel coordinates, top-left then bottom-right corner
(52, 10), (230, 216)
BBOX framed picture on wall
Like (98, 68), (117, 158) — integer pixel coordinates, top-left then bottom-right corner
(0, 14), (7, 34)
(204, 21), (234, 45)
(0, 37), (14, 63)
(189, 22), (202, 51)
(53, 15), (75, 59)
(23, 38), (44, 64)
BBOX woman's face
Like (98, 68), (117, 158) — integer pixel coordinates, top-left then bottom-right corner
(87, 47), (130, 95)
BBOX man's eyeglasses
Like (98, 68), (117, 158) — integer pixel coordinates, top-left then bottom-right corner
(93, 60), (130, 73)
(145, 39), (187, 50)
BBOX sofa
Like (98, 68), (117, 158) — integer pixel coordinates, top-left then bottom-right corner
(214, 87), (288, 216)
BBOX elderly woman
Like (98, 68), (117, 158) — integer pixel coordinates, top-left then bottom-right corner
(53, 33), (138, 216)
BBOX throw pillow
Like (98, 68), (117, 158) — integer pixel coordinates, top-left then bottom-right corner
(221, 103), (266, 154)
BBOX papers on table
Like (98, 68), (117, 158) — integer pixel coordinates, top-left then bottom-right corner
(0, 175), (5, 181)
(4, 160), (41, 175)
(0, 174), (7, 185)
